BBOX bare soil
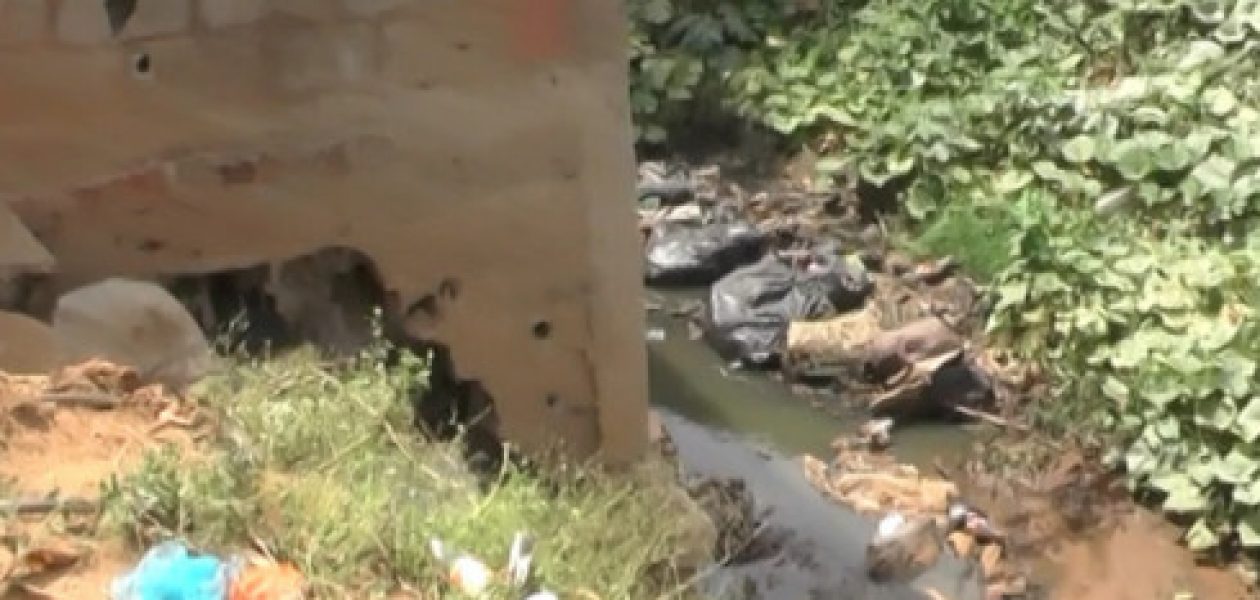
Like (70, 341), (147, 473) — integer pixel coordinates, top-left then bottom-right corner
(1, 361), (201, 599)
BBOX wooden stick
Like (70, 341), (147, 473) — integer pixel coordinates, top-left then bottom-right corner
(0, 496), (98, 515)
(949, 404), (1030, 433)
(37, 392), (121, 410)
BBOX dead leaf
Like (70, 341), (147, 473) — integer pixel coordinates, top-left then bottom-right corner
(948, 531), (976, 558)
(18, 539), (82, 575)
(979, 543), (1003, 580)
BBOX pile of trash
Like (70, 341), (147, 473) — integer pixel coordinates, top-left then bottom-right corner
(109, 541), (305, 600)
(801, 446), (1030, 599)
(638, 160), (1023, 422)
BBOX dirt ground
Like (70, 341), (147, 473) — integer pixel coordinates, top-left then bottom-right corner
(1, 361), (199, 599)
(959, 464), (1255, 600)
(1043, 510), (1248, 600)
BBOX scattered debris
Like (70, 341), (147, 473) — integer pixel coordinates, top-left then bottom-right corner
(801, 453), (956, 517)
(866, 512), (942, 582)
(228, 561), (306, 600)
(857, 418), (895, 450)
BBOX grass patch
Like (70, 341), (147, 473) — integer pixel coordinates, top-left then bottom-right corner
(904, 203), (1021, 283)
(101, 338), (709, 598)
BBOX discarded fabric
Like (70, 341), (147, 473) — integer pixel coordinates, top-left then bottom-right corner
(228, 562), (305, 600)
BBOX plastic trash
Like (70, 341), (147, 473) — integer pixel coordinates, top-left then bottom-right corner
(430, 538), (492, 596)
(110, 541), (228, 600)
(229, 561), (305, 600)
(644, 221), (766, 286)
(706, 251), (872, 366)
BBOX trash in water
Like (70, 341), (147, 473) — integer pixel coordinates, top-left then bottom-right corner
(111, 541), (228, 600)
(646, 328), (667, 342)
(644, 221), (766, 286)
(707, 250), (872, 367)
(800, 453), (957, 516)
(857, 418), (895, 450)
(228, 561), (305, 600)
(865, 512), (942, 582)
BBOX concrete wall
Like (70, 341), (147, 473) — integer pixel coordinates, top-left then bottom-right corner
(0, 0), (649, 463)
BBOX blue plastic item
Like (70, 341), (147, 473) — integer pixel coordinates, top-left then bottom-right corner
(111, 541), (229, 600)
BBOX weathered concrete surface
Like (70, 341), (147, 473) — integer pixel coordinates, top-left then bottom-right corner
(0, 0), (649, 462)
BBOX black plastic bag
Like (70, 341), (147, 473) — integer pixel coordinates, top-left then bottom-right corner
(644, 221), (767, 286)
(706, 251), (872, 366)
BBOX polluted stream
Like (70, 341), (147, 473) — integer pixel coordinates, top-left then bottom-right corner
(646, 295), (986, 600)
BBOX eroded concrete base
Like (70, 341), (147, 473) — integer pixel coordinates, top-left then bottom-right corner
(0, 0), (648, 463)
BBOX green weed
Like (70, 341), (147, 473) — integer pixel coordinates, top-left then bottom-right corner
(102, 340), (709, 598)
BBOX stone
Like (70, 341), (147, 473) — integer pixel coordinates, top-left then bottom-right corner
(199, 0), (265, 29)
(55, 0), (112, 45)
(0, 310), (60, 374)
(52, 278), (213, 391)
(0, 203), (54, 272)
(0, 0), (47, 44)
(121, 0), (191, 38)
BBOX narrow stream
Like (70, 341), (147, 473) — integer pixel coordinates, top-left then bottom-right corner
(646, 295), (989, 599)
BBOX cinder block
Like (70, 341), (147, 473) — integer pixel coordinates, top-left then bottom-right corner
(267, 0), (339, 21)
(199, 0), (265, 29)
(342, 0), (407, 17)
(122, 0), (191, 38)
(0, 0), (47, 44)
(56, 0), (111, 45)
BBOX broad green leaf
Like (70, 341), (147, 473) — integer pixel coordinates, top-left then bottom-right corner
(1191, 155), (1237, 191)
(1235, 398), (1260, 443)
(1112, 141), (1153, 181)
(994, 169), (1033, 193)
(1204, 88), (1239, 117)
(1214, 448), (1260, 485)
(1125, 440), (1159, 475)
(1185, 518), (1220, 551)
(1195, 394), (1237, 431)
(1177, 40), (1225, 71)
(1220, 352), (1257, 398)
(1062, 136), (1096, 164)
(1163, 482), (1210, 513)
(1103, 376), (1130, 405)
(1132, 106), (1170, 127)
(1155, 143), (1195, 172)
(1235, 479), (1260, 505)
(1239, 511), (1260, 548)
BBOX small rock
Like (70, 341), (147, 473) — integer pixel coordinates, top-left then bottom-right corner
(0, 310), (60, 374)
(947, 531), (976, 558)
(52, 278), (213, 392)
(979, 544), (1003, 580)
(866, 513), (943, 582)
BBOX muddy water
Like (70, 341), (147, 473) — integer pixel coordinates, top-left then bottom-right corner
(647, 295), (1254, 600)
(646, 297), (985, 599)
